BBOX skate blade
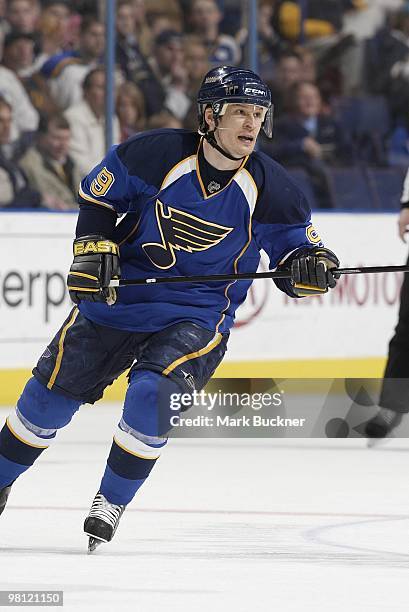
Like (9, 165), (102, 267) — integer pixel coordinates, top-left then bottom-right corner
(87, 536), (106, 553)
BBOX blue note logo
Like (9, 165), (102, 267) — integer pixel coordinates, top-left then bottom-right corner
(143, 199), (233, 269)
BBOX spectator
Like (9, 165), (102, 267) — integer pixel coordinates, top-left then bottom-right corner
(6, 0), (40, 35)
(340, 0), (402, 95)
(144, 0), (183, 41)
(64, 67), (120, 175)
(19, 113), (82, 210)
(274, 0), (359, 96)
(262, 81), (354, 207)
(2, 31), (36, 77)
(366, 4), (409, 124)
(0, 96), (41, 208)
(279, 81), (352, 163)
(47, 16), (105, 110)
(184, 35), (210, 91)
(182, 35), (210, 130)
(295, 45), (335, 108)
(145, 0), (182, 19)
(366, 5), (409, 92)
(42, 0), (72, 25)
(0, 64), (39, 140)
(266, 50), (304, 118)
(0, 0), (8, 53)
(132, 0), (157, 56)
(148, 12), (182, 40)
(30, 4), (77, 115)
(61, 3), (81, 49)
(188, 0), (241, 66)
(146, 110), (182, 129)
(2, 30), (59, 118)
(256, 0), (282, 77)
(37, 1), (73, 61)
(116, 81), (146, 141)
(151, 29), (189, 119)
(297, 46), (318, 84)
(115, 0), (151, 84)
(236, 0), (282, 81)
(137, 29), (190, 119)
(343, 0), (403, 41)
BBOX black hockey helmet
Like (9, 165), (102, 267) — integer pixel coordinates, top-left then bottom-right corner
(197, 65), (273, 138)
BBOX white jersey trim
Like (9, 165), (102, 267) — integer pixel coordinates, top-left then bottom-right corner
(234, 168), (258, 215)
(161, 156), (196, 191)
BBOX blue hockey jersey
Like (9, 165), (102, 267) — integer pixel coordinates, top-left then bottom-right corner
(77, 129), (322, 333)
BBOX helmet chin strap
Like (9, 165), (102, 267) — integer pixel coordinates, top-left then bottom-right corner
(204, 125), (246, 162)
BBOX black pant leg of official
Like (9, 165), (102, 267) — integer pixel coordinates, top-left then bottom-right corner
(379, 253), (409, 413)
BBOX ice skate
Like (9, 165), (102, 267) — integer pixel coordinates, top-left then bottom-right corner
(0, 483), (12, 516)
(365, 408), (403, 448)
(84, 492), (125, 553)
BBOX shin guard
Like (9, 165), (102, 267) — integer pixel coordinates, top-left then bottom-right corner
(0, 377), (81, 488)
(100, 370), (176, 505)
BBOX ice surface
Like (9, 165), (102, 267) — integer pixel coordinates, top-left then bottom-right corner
(0, 403), (409, 612)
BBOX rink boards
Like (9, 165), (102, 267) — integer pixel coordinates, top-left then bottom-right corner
(0, 211), (406, 404)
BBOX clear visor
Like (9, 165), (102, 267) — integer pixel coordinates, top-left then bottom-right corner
(217, 102), (274, 138)
(263, 105), (274, 138)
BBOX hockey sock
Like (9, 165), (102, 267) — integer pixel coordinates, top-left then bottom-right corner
(100, 369), (177, 505)
(100, 433), (167, 506)
(0, 407), (55, 488)
(0, 378), (81, 488)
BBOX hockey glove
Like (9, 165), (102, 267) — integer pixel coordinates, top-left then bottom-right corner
(67, 235), (120, 305)
(291, 247), (339, 297)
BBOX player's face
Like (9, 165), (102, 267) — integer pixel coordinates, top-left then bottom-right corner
(216, 103), (265, 157)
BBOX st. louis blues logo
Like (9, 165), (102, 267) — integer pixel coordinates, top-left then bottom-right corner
(142, 199), (233, 269)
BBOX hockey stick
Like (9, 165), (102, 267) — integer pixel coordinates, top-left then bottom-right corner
(109, 264), (409, 287)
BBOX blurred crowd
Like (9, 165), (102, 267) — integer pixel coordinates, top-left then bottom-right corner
(1, 0), (409, 210)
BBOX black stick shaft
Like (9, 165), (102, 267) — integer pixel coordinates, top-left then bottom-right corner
(109, 265), (409, 287)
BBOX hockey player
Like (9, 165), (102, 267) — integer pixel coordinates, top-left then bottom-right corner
(0, 66), (340, 552)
